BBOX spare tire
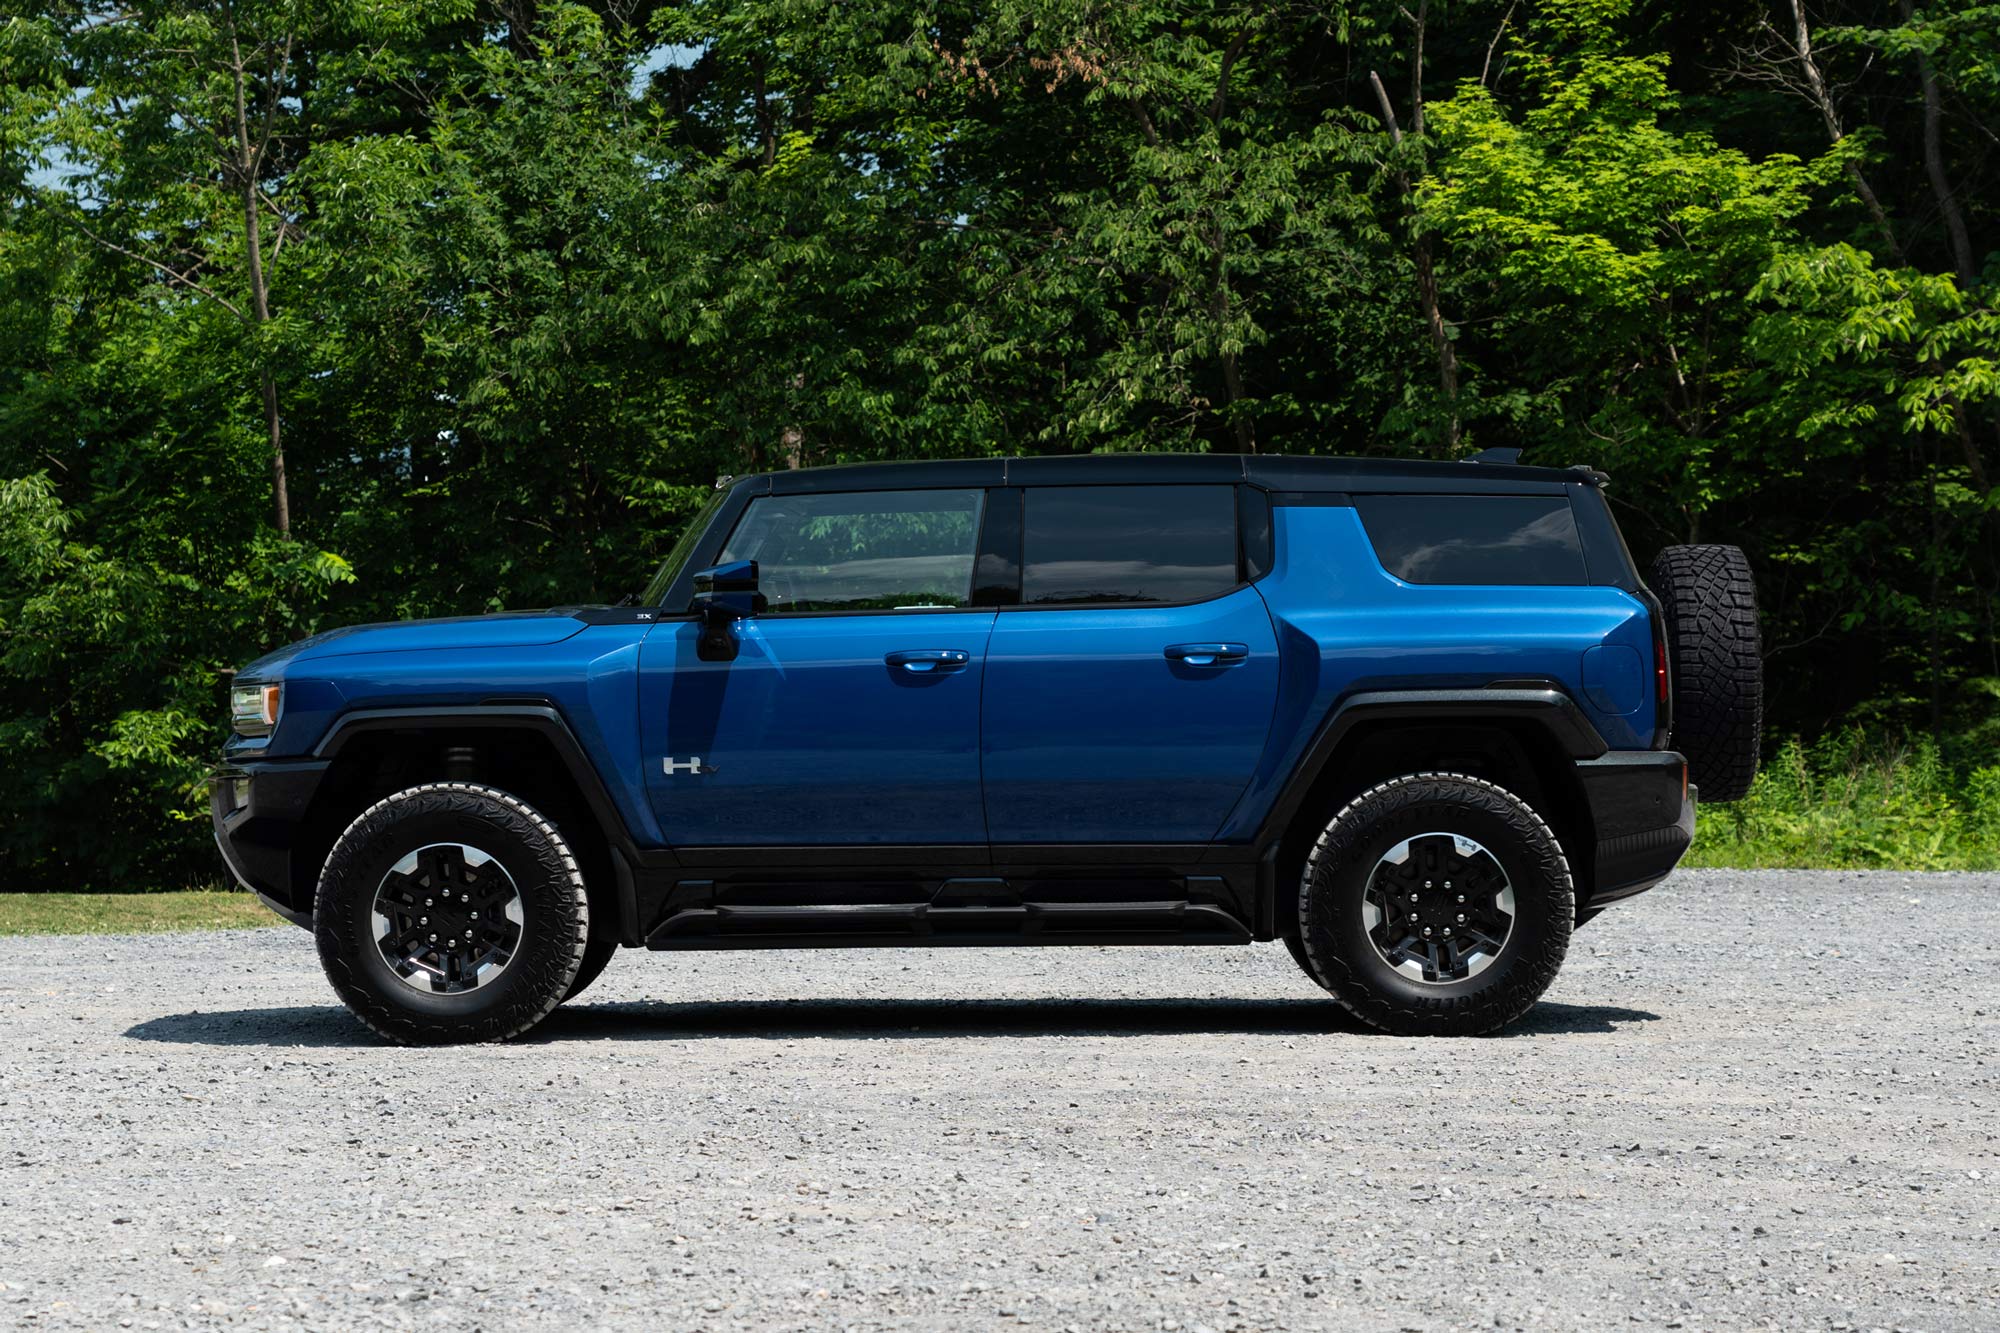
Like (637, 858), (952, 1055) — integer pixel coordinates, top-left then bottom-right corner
(1648, 545), (1763, 802)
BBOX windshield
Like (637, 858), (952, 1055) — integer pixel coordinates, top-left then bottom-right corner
(640, 489), (730, 607)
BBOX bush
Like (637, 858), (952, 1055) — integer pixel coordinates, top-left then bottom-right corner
(1686, 730), (2000, 871)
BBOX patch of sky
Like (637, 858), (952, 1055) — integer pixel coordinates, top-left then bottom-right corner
(631, 41), (705, 96)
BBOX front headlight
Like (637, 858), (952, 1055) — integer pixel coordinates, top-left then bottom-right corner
(230, 682), (282, 738)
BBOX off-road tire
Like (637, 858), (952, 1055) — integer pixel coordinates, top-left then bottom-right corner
(1649, 544), (1763, 802)
(1282, 931), (1320, 984)
(563, 938), (619, 1004)
(314, 783), (588, 1045)
(1296, 773), (1573, 1037)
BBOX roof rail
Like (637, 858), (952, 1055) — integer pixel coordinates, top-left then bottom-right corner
(1465, 447), (1523, 465)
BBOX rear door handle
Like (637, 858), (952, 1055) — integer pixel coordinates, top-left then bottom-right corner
(1164, 642), (1249, 666)
(886, 649), (971, 674)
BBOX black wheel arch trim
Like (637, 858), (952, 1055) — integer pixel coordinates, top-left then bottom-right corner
(309, 704), (663, 943)
(1250, 686), (1611, 856)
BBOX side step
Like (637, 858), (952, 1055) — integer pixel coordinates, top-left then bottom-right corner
(644, 877), (1253, 950)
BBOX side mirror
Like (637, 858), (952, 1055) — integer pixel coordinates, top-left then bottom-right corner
(692, 560), (761, 661)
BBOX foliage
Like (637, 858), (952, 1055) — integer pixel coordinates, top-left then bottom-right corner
(1687, 728), (2000, 870)
(1, 0), (1996, 885)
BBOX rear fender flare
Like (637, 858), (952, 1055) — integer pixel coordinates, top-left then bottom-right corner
(1251, 687), (1608, 929)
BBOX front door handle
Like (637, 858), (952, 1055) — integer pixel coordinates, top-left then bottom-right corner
(1164, 642), (1249, 667)
(886, 649), (971, 674)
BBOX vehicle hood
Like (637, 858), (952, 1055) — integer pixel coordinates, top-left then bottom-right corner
(238, 610), (591, 677)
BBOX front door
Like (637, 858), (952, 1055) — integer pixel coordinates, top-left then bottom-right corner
(639, 487), (995, 847)
(981, 484), (1280, 844)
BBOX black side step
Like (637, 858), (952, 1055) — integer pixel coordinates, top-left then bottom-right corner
(644, 879), (1253, 951)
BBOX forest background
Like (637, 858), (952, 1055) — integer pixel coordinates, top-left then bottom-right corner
(2, 0), (1996, 888)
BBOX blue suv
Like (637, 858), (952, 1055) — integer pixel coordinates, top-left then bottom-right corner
(212, 454), (1763, 1043)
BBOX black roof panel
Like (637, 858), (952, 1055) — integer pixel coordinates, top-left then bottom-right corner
(743, 452), (1579, 496)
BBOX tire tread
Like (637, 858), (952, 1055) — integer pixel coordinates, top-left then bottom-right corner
(1649, 544), (1763, 802)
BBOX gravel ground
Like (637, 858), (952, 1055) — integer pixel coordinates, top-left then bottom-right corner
(1, 868), (1995, 1332)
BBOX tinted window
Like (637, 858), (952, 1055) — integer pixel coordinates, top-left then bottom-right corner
(1021, 485), (1238, 605)
(718, 489), (984, 612)
(1356, 494), (1586, 585)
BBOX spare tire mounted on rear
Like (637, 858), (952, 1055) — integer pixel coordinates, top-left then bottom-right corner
(1648, 544), (1763, 802)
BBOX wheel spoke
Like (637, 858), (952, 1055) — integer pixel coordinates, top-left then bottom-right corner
(1362, 830), (1516, 986)
(372, 842), (524, 996)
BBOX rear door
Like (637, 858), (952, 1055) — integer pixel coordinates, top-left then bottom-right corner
(979, 484), (1280, 844)
(638, 487), (994, 847)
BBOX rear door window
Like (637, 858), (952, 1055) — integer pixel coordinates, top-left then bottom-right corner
(1020, 485), (1239, 605)
(1355, 494), (1587, 585)
(717, 489), (985, 612)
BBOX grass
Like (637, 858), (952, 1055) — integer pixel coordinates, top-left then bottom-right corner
(0, 889), (282, 937)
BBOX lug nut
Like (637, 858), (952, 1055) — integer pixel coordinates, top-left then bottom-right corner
(1422, 927), (1433, 938)
(1444, 880), (1452, 889)
(1443, 927), (1453, 937)
(425, 898), (434, 907)
(428, 934), (437, 943)
(1457, 894), (1466, 904)
(471, 911), (479, 920)
(1457, 914), (1466, 924)
(1424, 880), (1433, 888)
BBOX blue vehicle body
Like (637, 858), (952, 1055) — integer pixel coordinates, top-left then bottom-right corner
(214, 452), (1694, 951)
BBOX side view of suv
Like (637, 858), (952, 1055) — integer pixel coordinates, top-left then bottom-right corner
(212, 453), (1763, 1044)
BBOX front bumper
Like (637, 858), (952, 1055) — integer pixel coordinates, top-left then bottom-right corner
(1575, 751), (1695, 908)
(210, 757), (330, 929)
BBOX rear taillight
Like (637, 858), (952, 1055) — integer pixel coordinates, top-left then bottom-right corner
(1637, 588), (1673, 748)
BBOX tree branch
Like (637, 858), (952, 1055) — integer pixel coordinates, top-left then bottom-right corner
(1786, 0), (1902, 261)
(1208, 24), (1253, 124)
(1368, 69), (1402, 147)
(63, 215), (248, 322)
(1481, 0), (1518, 88)
(1408, 0), (1428, 138)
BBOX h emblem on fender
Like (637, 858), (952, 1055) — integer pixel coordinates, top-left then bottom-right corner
(663, 756), (713, 776)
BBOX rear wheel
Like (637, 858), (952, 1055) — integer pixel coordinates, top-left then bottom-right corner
(1294, 773), (1573, 1036)
(314, 783), (589, 1045)
(563, 937), (619, 1003)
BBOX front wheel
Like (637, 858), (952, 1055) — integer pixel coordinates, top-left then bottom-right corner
(314, 783), (590, 1045)
(1294, 773), (1573, 1036)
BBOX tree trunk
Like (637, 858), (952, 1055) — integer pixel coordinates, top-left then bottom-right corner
(1209, 27), (1255, 454)
(230, 17), (289, 535)
(1901, 0), (1976, 288)
(1414, 233), (1460, 449)
(1370, 64), (1461, 456)
(262, 371), (289, 534)
(1786, 0), (1901, 260)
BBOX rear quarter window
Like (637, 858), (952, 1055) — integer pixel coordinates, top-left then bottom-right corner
(1355, 494), (1587, 586)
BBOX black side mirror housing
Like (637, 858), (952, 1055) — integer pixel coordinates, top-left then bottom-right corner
(692, 560), (761, 661)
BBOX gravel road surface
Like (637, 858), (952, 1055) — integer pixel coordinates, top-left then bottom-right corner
(1, 869), (1995, 1331)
